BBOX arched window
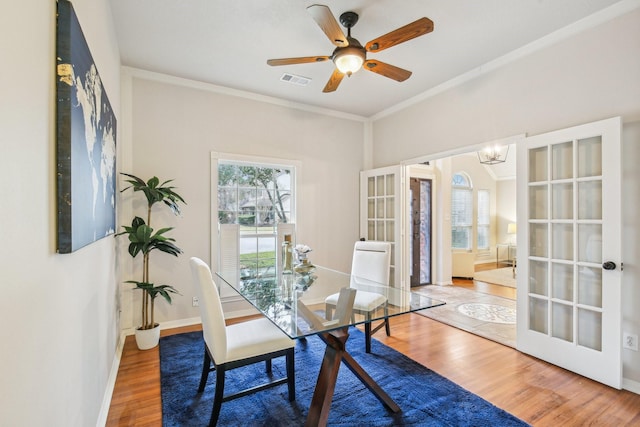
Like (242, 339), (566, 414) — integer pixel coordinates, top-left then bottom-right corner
(451, 172), (472, 250)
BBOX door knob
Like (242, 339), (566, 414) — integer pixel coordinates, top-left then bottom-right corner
(602, 261), (616, 270)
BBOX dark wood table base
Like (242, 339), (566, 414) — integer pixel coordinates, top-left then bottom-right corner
(304, 328), (401, 426)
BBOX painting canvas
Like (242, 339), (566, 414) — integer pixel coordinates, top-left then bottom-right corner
(56, 0), (117, 253)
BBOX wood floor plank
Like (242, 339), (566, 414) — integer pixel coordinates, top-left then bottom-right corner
(106, 279), (640, 426)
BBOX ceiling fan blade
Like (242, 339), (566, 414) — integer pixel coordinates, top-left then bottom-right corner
(364, 60), (412, 82)
(267, 56), (331, 66)
(365, 17), (434, 52)
(322, 69), (345, 93)
(307, 4), (348, 47)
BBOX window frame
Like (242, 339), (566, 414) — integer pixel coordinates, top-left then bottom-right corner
(451, 172), (473, 250)
(477, 189), (490, 251)
(211, 152), (300, 291)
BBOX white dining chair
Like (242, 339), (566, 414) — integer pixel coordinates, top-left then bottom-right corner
(324, 241), (392, 353)
(189, 257), (296, 426)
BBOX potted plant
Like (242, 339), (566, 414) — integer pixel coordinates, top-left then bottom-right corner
(117, 173), (186, 350)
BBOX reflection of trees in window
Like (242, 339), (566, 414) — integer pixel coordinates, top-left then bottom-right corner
(217, 161), (295, 280)
(218, 164), (292, 228)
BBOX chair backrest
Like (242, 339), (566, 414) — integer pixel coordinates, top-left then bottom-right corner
(190, 257), (227, 363)
(350, 241), (391, 285)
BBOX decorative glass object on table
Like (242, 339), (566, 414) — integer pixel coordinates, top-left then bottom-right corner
(293, 244), (315, 274)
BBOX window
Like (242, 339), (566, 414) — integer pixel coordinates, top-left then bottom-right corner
(477, 189), (490, 250)
(451, 173), (472, 250)
(217, 160), (295, 276)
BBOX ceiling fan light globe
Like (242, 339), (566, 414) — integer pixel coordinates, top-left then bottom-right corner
(333, 47), (365, 75)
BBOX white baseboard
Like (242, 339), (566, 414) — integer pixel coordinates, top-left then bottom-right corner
(96, 331), (127, 427)
(120, 317), (203, 337)
(96, 317), (202, 426)
(623, 377), (640, 394)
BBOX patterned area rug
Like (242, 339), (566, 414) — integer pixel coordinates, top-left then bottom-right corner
(415, 285), (516, 347)
(457, 303), (516, 324)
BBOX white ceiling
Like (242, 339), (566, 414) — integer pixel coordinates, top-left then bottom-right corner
(109, 0), (625, 118)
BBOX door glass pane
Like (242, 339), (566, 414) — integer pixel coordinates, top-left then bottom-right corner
(578, 308), (602, 351)
(529, 260), (548, 296)
(368, 177), (375, 197)
(368, 199), (374, 218)
(552, 223), (573, 260)
(578, 224), (602, 263)
(552, 183), (573, 219)
(386, 174), (394, 195)
(529, 146), (548, 182)
(529, 185), (548, 219)
(376, 199), (384, 218)
(578, 181), (602, 220)
(386, 196), (394, 217)
(367, 220), (375, 240)
(376, 221), (384, 241)
(386, 220), (394, 241)
(530, 297), (548, 334)
(552, 302), (573, 342)
(578, 266), (602, 308)
(376, 176), (385, 196)
(552, 141), (573, 180)
(577, 136), (602, 178)
(530, 223), (548, 257)
(552, 263), (573, 302)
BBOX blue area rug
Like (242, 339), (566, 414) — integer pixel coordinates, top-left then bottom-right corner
(160, 329), (529, 426)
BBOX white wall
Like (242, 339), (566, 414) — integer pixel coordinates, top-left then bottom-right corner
(496, 179), (517, 245)
(0, 0), (121, 426)
(119, 71), (365, 327)
(372, 8), (640, 164)
(372, 9), (640, 385)
(621, 122), (640, 386)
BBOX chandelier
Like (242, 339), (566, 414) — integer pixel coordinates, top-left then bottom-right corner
(478, 145), (509, 165)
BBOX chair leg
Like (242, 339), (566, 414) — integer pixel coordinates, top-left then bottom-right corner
(265, 358), (272, 373)
(209, 364), (226, 427)
(198, 348), (212, 393)
(384, 305), (391, 336)
(286, 347), (295, 401)
(365, 313), (372, 354)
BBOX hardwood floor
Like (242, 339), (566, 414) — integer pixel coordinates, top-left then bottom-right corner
(106, 271), (640, 426)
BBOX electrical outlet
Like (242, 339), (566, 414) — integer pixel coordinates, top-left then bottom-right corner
(623, 332), (638, 351)
(192, 296), (199, 307)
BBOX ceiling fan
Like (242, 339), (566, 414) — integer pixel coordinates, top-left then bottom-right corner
(267, 4), (434, 93)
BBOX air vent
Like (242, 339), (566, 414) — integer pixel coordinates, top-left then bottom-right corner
(280, 73), (311, 87)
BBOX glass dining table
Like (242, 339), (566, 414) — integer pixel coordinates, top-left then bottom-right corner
(215, 265), (445, 427)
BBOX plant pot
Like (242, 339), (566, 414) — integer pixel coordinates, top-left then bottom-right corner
(134, 323), (160, 350)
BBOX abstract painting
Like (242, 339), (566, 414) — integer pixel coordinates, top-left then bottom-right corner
(56, 0), (117, 253)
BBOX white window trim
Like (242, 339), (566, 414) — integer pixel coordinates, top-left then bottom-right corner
(477, 189), (491, 251)
(451, 172), (473, 251)
(210, 151), (301, 283)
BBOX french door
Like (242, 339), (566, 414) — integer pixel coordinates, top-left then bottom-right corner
(516, 117), (622, 388)
(360, 165), (403, 290)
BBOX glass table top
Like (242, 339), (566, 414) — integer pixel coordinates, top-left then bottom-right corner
(216, 265), (445, 339)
